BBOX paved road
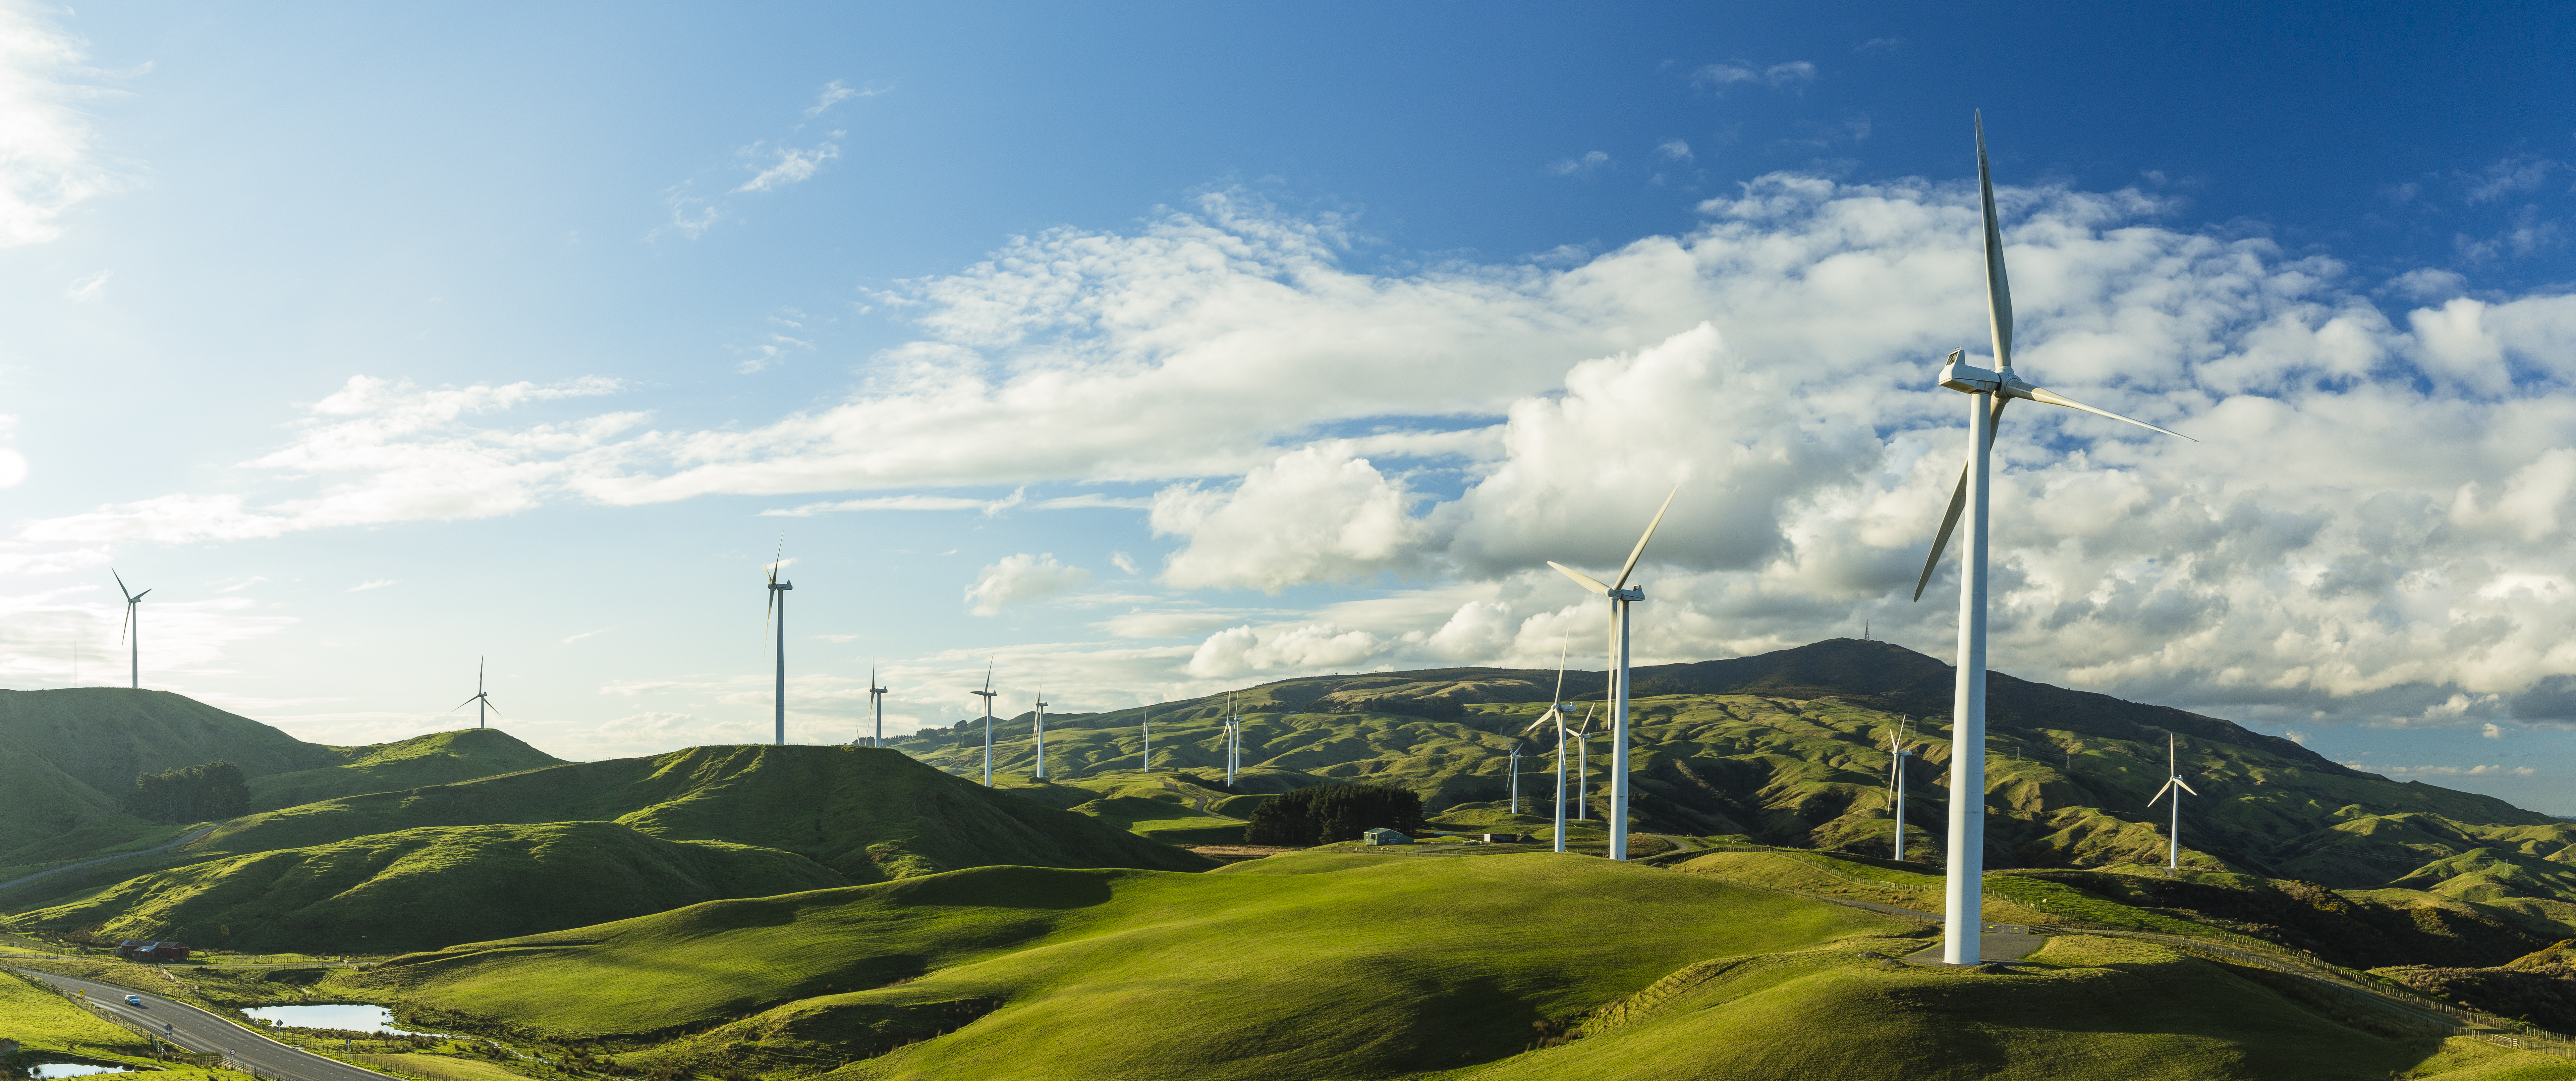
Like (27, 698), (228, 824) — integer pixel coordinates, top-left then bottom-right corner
(13, 967), (392, 1081)
(0, 824), (219, 898)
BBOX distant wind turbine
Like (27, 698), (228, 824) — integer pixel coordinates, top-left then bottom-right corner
(452, 659), (501, 729)
(972, 661), (998, 786)
(1141, 705), (1152, 772)
(1573, 704), (1596, 822)
(1908, 113), (2198, 965)
(867, 664), (887, 748)
(2147, 733), (2200, 871)
(1508, 742), (1523, 816)
(113, 569), (151, 689)
(1521, 641), (1574, 852)
(1033, 691), (1049, 780)
(765, 543), (793, 746)
(1548, 485), (1679, 862)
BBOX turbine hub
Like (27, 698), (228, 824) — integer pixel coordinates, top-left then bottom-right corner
(1938, 360), (2003, 395)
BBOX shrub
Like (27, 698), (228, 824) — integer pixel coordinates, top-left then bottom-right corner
(123, 761), (250, 822)
(1245, 785), (1423, 846)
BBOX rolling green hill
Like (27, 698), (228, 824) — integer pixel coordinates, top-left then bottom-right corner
(7, 820), (844, 954)
(247, 728), (567, 811)
(299, 850), (2558, 1080)
(906, 639), (2576, 907)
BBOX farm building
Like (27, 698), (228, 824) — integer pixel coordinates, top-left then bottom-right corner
(1362, 828), (1411, 845)
(116, 940), (191, 961)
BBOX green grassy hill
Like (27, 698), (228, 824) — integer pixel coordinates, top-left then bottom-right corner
(301, 851), (2563, 1080)
(175, 745), (1209, 889)
(248, 728), (567, 811)
(7, 820), (844, 954)
(904, 640), (2576, 906)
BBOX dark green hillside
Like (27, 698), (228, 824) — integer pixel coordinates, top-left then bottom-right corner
(8, 820), (844, 954)
(909, 639), (2576, 905)
(248, 728), (567, 810)
(0, 745), (131, 854)
(189, 744), (1208, 886)
(0, 687), (342, 793)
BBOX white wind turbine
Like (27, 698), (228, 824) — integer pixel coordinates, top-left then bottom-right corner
(452, 659), (502, 729)
(867, 664), (887, 748)
(1221, 695), (1240, 786)
(1521, 642), (1574, 852)
(1885, 715), (1913, 861)
(1909, 112), (2197, 965)
(1141, 705), (1153, 772)
(2146, 733), (2200, 871)
(972, 661), (998, 785)
(1572, 704), (1596, 822)
(113, 570), (151, 689)
(764, 543), (793, 746)
(1032, 691), (1049, 780)
(1508, 742), (1524, 815)
(1549, 486), (1679, 862)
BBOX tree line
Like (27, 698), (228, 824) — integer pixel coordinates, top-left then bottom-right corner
(1245, 784), (1424, 846)
(123, 761), (250, 822)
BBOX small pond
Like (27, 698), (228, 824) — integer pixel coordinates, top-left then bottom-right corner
(238, 1004), (426, 1034)
(28, 1066), (136, 1079)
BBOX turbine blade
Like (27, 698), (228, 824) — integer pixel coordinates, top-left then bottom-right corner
(1551, 638), (1568, 705)
(134, 589), (151, 601)
(1523, 708), (1560, 736)
(768, 539), (783, 585)
(1549, 561), (1612, 596)
(1613, 485), (1680, 591)
(485, 700), (503, 719)
(983, 659), (993, 694)
(120, 604), (131, 644)
(2175, 779), (2198, 797)
(1910, 396), (2014, 602)
(2148, 778), (2176, 806)
(1977, 109), (2015, 372)
(452, 696), (480, 712)
(2167, 732), (2176, 774)
(2022, 384), (2197, 442)
(113, 569), (129, 598)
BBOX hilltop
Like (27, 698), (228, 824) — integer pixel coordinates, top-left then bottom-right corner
(248, 728), (566, 810)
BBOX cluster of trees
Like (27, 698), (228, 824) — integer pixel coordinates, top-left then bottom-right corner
(123, 761), (251, 822)
(1245, 784), (1424, 846)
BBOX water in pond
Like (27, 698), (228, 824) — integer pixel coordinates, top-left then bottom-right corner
(28, 1066), (135, 1079)
(239, 1004), (423, 1033)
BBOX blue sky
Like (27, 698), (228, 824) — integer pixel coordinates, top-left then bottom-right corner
(3, 2), (2573, 810)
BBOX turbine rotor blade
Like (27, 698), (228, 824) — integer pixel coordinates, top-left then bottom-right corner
(113, 569), (130, 599)
(2175, 779), (2198, 797)
(2021, 384), (2197, 442)
(134, 589), (151, 602)
(452, 696), (480, 712)
(1523, 708), (1560, 736)
(120, 604), (132, 644)
(1911, 395), (2013, 602)
(2149, 778), (2177, 806)
(1977, 109), (2015, 372)
(1548, 561), (1612, 596)
(1551, 638), (1568, 705)
(1613, 485), (1680, 591)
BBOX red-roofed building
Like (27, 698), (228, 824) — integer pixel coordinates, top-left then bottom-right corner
(116, 940), (191, 961)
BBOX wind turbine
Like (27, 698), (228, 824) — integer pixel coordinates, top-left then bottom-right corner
(866, 664), (887, 748)
(1885, 715), (1913, 861)
(452, 660), (501, 729)
(764, 544), (793, 746)
(2147, 733), (2200, 871)
(1141, 705), (1152, 772)
(1221, 696), (1240, 786)
(1507, 742), (1523, 815)
(1032, 691), (1048, 780)
(1521, 642), (1574, 852)
(1573, 704), (1596, 822)
(1548, 486), (1679, 861)
(972, 661), (998, 786)
(112, 570), (151, 689)
(1908, 112), (2197, 965)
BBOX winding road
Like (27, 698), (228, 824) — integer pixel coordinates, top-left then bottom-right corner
(0, 824), (219, 899)
(13, 967), (392, 1081)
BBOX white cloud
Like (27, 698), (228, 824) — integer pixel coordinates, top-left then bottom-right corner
(1152, 443), (1430, 592)
(1548, 150), (1609, 176)
(344, 579), (396, 592)
(964, 553), (1091, 616)
(1690, 60), (1817, 92)
(803, 79), (885, 119)
(2481, 722), (2502, 739)
(734, 142), (839, 193)
(2368, 763), (2538, 777)
(1655, 139), (1692, 163)
(0, 5), (127, 246)
(563, 627), (612, 644)
(1110, 550), (1138, 575)
(65, 268), (109, 300)
(1187, 621), (1385, 678)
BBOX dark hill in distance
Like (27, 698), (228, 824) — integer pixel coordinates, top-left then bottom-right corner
(911, 639), (2573, 908)
(0, 687), (344, 794)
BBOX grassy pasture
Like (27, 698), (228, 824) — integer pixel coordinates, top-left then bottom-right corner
(248, 729), (566, 811)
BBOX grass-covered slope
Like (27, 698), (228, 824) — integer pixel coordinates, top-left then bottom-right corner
(191, 744), (1209, 886)
(7, 820), (846, 954)
(0, 686), (342, 794)
(248, 728), (567, 811)
(349, 853), (1906, 1072)
(908, 639), (2576, 901)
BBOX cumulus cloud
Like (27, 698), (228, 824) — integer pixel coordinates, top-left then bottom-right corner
(1690, 60), (1817, 92)
(23, 172), (2576, 737)
(1548, 150), (1609, 176)
(964, 553), (1091, 616)
(1655, 139), (1692, 162)
(734, 142), (840, 193)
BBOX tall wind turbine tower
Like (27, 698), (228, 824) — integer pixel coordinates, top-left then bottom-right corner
(1032, 692), (1048, 780)
(1573, 705), (1595, 822)
(1521, 643), (1574, 852)
(112, 570), (151, 689)
(1141, 706), (1152, 772)
(2147, 734), (2200, 870)
(1886, 715), (1913, 861)
(453, 660), (502, 729)
(867, 664), (887, 748)
(972, 662), (998, 786)
(765, 544), (793, 746)
(1548, 487), (1679, 861)
(1507, 742), (1522, 816)
(1909, 113), (2196, 965)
